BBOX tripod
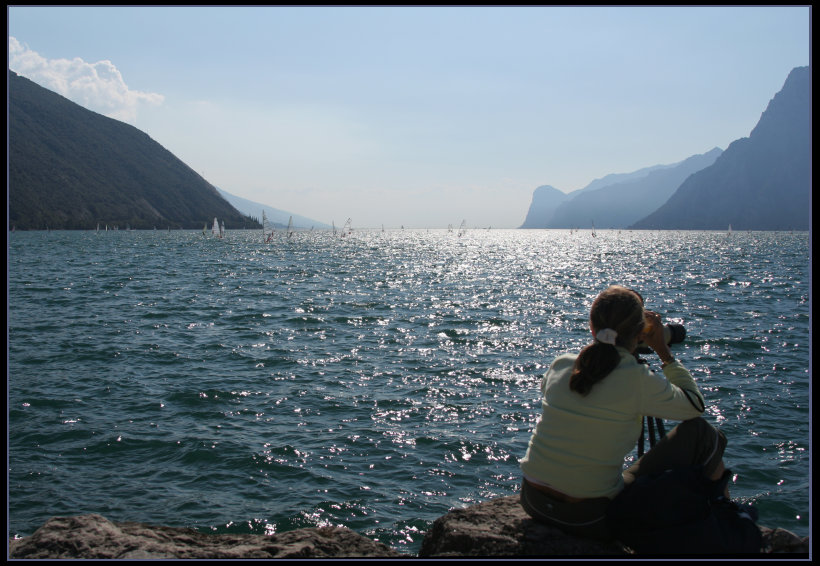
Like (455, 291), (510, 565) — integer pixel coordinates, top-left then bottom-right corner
(637, 416), (666, 457)
(633, 353), (668, 457)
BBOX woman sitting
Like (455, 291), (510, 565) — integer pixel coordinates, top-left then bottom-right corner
(519, 285), (727, 541)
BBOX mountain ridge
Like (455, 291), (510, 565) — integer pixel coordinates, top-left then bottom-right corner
(8, 70), (322, 231)
(519, 148), (722, 229)
(520, 66), (810, 231)
(215, 188), (331, 230)
(630, 66), (810, 230)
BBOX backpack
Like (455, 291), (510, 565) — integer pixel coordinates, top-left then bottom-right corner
(606, 465), (763, 555)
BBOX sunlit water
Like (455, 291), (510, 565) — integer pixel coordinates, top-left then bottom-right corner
(8, 228), (810, 554)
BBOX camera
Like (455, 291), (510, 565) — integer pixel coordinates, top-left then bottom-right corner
(635, 322), (686, 354)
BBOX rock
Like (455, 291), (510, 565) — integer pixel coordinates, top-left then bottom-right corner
(759, 526), (810, 554)
(8, 499), (809, 559)
(418, 495), (810, 557)
(8, 514), (401, 559)
(419, 495), (629, 557)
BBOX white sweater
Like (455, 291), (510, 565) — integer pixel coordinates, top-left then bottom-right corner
(519, 347), (705, 499)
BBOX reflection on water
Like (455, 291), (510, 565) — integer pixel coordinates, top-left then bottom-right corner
(8, 229), (810, 552)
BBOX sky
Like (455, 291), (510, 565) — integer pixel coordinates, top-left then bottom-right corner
(7, 6), (811, 229)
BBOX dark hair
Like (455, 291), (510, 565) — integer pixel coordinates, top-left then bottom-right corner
(570, 285), (645, 396)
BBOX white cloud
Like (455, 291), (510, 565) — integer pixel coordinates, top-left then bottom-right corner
(8, 37), (164, 124)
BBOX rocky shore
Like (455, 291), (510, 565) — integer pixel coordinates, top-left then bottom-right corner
(8, 495), (809, 559)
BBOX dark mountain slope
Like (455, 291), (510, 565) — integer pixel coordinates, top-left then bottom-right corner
(9, 70), (256, 230)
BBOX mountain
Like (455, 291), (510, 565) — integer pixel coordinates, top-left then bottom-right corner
(550, 148), (722, 229)
(8, 70), (256, 230)
(215, 188), (331, 230)
(573, 163), (675, 195)
(519, 185), (569, 229)
(519, 149), (722, 229)
(630, 66), (810, 230)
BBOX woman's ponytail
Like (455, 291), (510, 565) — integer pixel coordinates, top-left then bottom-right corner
(570, 286), (645, 396)
(570, 341), (620, 395)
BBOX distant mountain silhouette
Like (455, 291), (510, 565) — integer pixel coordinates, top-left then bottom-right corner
(519, 185), (568, 229)
(8, 70), (256, 230)
(519, 149), (721, 229)
(215, 188), (331, 230)
(631, 66), (810, 230)
(573, 163), (675, 195)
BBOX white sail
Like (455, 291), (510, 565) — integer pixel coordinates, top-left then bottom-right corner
(341, 218), (352, 238)
(212, 217), (220, 237)
(287, 216), (294, 239)
(457, 219), (466, 237)
(261, 211), (275, 242)
(220, 220), (225, 238)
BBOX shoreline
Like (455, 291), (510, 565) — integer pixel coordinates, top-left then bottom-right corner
(9, 496), (810, 559)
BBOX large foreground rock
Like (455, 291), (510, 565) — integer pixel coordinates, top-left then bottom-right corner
(8, 514), (401, 559)
(9, 497), (809, 558)
(419, 495), (629, 557)
(418, 495), (810, 557)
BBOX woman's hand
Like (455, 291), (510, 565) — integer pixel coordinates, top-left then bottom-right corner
(641, 311), (675, 365)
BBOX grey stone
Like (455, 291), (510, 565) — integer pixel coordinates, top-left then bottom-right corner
(8, 514), (401, 559)
(419, 495), (629, 557)
(8, 497), (809, 559)
(419, 495), (810, 557)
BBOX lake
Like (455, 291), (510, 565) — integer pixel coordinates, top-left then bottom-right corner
(7, 228), (810, 554)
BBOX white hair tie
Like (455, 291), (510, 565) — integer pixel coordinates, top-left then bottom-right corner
(596, 328), (618, 345)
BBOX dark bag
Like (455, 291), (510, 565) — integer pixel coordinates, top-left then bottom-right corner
(606, 465), (762, 554)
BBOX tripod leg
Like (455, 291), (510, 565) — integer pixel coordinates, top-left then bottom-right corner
(637, 417), (646, 457)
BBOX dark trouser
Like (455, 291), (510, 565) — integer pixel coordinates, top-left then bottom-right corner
(519, 417), (727, 541)
(520, 481), (613, 540)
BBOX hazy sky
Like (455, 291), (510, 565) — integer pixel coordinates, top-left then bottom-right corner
(8, 6), (810, 228)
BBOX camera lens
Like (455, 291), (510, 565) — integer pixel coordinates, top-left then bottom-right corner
(666, 323), (686, 345)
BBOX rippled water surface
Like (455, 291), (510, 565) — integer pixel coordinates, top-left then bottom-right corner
(8, 229), (810, 553)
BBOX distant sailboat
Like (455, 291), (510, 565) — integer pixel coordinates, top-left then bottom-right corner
(262, 211), (275, 242)
(212, 217), (220, 238)
(728, 224), (733, 236)
(287, 216), (294, 239)
(341, 218), (352, 238)
(457, 219), (467, 237)
(220, 220), (225, 238)
(591, 220), (597, 238)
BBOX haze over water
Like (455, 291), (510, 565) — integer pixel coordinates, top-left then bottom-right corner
(8, 228), (809, 553)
